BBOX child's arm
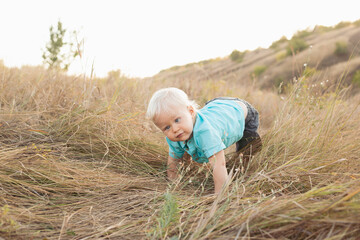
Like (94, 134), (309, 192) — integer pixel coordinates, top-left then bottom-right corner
(209, 150), (228, 194)
(167, 155), (180, 180)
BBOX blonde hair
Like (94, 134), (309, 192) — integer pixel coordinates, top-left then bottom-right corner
(146, 87), (199, 121)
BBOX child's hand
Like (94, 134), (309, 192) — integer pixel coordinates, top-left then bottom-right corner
(167, 156), (180, 181)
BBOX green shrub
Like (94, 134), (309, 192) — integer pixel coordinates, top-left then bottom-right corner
(314, 25), (333, 33)
(230, 50), (246, 63)
(270, 36), (288, 49)
(286, 38), (309, 56)
(334, 41), (348, 56)
(352, 70), (360, 87)
(274, 76), (284, 88)
(293, 29), (312, 39)
(253, 65), (267, 77)
(335, 21), (352, 29)
(276, 50), (287, 62)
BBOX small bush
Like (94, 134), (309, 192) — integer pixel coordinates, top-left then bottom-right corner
(293, 29), (312, 39)
(286, 38), (309, 56)
(276, 50), (287, 62)
(274, 76), (284, 88)
(314, 25), (333, 33)
(253, 65), (267, 77)
(335, 21), (352, 29)
(352, 70), (360, 87)
(270, 36), (288, 49)
(334, 41), (349, 56)
(230, 50), (246, 63)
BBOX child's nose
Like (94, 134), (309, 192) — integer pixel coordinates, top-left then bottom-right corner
(172, 124), (179, 132)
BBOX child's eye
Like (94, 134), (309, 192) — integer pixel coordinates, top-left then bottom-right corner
(175, 118), (181, 123)
(164, 126), (170, 131)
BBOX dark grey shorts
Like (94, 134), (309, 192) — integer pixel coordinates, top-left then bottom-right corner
(205, 97), (260, 133)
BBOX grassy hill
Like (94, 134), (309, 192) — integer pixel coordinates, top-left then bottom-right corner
(153, 21), (360, 92)
(0, 21), (360, 239)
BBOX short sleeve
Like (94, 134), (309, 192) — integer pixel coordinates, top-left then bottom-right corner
(195, 127), (226, 159)
(166, 137), (185, 159)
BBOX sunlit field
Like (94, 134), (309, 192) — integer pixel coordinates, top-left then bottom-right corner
(1, 58), (359, 239)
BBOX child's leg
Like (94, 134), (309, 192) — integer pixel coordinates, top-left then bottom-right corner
(236, 99), (262, 167)
(236, 131), (262, 168)
(236, 130), (262, 153)
(236, 130), (261, 152)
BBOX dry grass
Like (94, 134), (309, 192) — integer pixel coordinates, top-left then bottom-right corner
(1, 63), (359, 239)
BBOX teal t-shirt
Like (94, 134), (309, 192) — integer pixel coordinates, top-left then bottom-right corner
(166, 99), (245, 163)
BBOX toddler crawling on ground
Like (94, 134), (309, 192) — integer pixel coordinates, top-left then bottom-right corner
(146, 87), (261, 194)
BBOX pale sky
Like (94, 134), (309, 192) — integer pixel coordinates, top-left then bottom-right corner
(1, 0), (359, 78)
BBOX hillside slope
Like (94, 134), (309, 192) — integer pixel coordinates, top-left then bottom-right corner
(151, 23), (360, 92)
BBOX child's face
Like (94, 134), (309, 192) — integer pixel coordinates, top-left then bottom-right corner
(154, 105), (196, 142)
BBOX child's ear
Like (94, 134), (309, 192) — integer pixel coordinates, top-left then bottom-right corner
(187, 106), (195, 115)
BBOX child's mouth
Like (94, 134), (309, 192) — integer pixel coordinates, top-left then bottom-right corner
(177, 133), (183, 138)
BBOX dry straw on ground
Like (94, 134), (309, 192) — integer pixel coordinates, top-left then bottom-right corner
(0, 63), (359, 239)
